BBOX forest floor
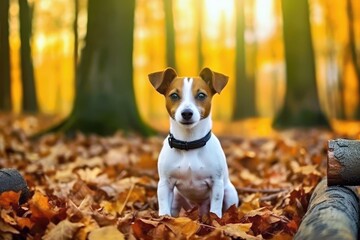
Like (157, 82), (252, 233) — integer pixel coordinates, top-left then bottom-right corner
(0, 115), (349, 239)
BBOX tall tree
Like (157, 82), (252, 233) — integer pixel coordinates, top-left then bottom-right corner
(164, 0), (176, 68)
(74, 0), (79, 70)
(59, 0), (152, 135)
(0, 0), (12, 111)
(19, 0), (38, 112)
(346, 0), (360, 118)
(233, 0), (256, 119)
(273, 0), (328, 128)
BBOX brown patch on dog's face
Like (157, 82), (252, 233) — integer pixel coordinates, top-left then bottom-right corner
(165, 77), (185, 119)
(191, 77), (214, 119)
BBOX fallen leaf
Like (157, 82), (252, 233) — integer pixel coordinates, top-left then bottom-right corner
(0, 191), (20, 209)
(0, 219), (19, 234)
(162, 216), (200, 238)
(88, 226), (124, 240)
(43, 219), (84, 240)
(29, 191), (57, 220)
(213, 222), (261, 240)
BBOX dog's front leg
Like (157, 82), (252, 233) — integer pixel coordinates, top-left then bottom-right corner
(210, 179), (224, 217)
(157, 178), (174, 216)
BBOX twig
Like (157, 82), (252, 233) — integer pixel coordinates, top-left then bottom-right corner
(236, 187), (288, 194)
(259, 190), (288, 202)
(136, 182), (157, 191)
(119, 182), (135, 215)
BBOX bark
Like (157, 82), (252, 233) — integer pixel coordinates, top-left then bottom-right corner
(19, 0), (38, 112)
(60, 0), (153, 135)
(346, 0), (360, 118)
(233, 0), (256, 119)
(327, 139), (360, 186)
(294, 178), (359, 240)
(0, 169), (30, 204)
(0, 0), (12, 111)
(164, 0), (176, 68)
(273, 0), (328, 128)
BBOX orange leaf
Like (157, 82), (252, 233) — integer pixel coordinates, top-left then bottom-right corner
(132, 218), (159, 239)
(0, 191), (20, 209)
(16, 216), (34, 229)
(29, 191), (57, 220)
(162, 216), (200, 238)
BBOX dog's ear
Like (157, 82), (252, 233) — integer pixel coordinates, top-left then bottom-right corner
(199, 67), (228, 94)
(148, 68), (178, 94)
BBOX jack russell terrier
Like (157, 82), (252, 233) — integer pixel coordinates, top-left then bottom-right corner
(148, 67), (239, 218)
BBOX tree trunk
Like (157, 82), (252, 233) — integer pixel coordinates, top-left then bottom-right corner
(74, 0), (79, 71)
(164, 0), (176, 69)
(61, 0), (152, 135)
(294, 178), (359, 240)
(273, 0), (328, 128)
(19, 0), (38, 112)
(346, 0), (360, 119)
(327, 139), (360, 186)
(0, 0), (12, 111)
(233, 0), (256, 119)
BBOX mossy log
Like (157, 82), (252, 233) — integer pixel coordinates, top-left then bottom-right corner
(327, 139), (360, 186)
(294, 178), (359, 240)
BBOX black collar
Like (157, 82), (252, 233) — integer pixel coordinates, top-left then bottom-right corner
(168, 131), (212, 150)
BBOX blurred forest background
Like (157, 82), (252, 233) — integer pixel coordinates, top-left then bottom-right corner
(0, 0), (360, 136)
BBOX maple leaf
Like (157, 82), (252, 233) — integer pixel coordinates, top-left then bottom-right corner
(43, 219), (84, 240)
(162, 216), (200, 238)
(88, 226), (125, 240)
(0, 191), (20, 209)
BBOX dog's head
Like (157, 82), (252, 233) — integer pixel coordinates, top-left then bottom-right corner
(148, 67), (228, 128)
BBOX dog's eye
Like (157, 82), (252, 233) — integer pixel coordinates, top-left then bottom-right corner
(169, 93), (180, 101)
(196, 93), (207, 101)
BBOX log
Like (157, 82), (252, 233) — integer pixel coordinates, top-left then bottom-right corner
(327, 138), (360, 186)
(0, 168), (30, 204)
(294, 178), (359, 240)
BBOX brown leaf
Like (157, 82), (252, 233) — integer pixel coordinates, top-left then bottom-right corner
(213, 222), (261, 240)
(132, 218), (160, 239)
(162, 216), (200, 238)
(43, 219), (84, 240)
(0, 218), (19, 234)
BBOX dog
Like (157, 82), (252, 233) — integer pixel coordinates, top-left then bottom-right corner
(148, 67), (239, 218)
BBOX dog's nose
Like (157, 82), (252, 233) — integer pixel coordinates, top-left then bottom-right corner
(181, 109), (193, 120)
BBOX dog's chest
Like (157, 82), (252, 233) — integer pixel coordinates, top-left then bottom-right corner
(167, 149), (216, 199)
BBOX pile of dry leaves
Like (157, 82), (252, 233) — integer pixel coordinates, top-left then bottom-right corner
(0, 116), (337, 239)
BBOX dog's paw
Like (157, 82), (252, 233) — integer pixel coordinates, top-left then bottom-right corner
(158, 210), (171, 217)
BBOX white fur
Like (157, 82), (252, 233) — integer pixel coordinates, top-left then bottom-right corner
(157, 78), (239, 217)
